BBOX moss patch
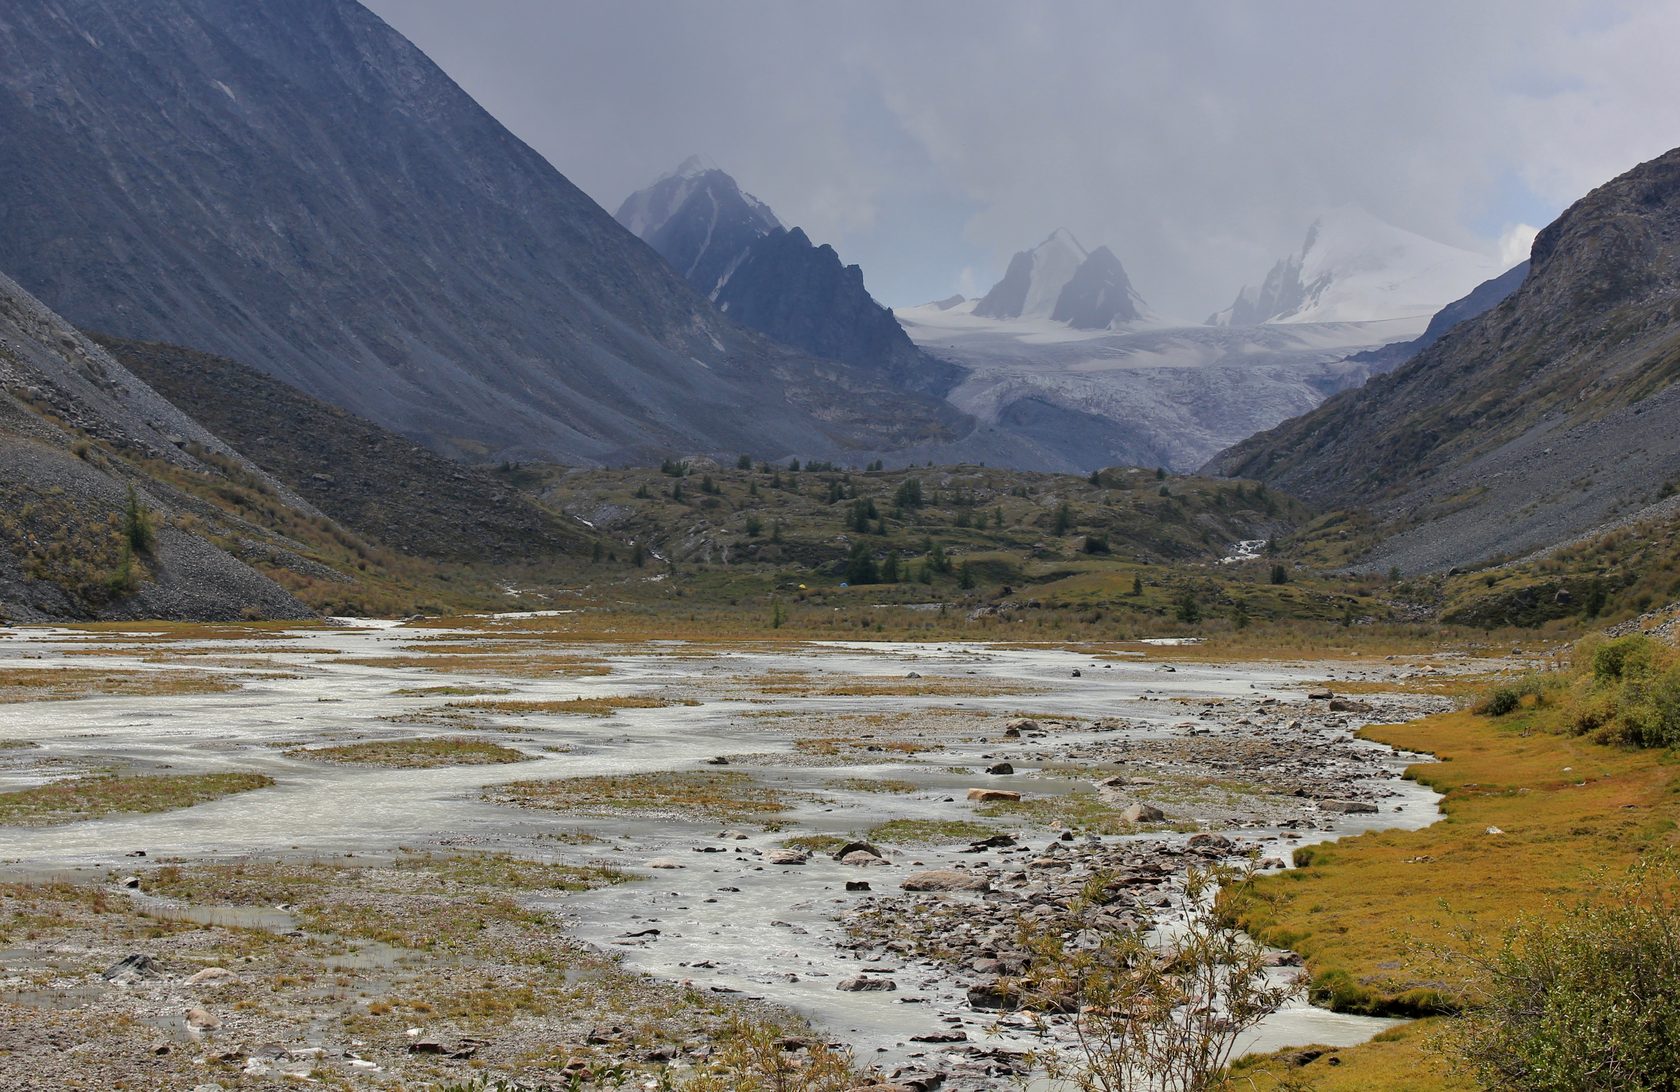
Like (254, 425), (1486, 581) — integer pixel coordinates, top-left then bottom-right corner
(0, 771), (273, 826)
(490, 770), (788, 822)
(287, 737), (530, 768)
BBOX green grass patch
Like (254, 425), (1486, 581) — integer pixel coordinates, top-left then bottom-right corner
(449, 695), (694, 716)
(977, 788), (1183, 834)
(866, 818), (996, 844)
(287, 737), (531, 768)
(0, 771), (273, 826)
(829, 776), (919, 794)
(490, 770), (787, 822)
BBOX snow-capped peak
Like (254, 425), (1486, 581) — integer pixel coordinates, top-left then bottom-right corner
(973, 230), (1149, 329)
(614, 159), (780, 246)
(975, 229), (1089, 320)
(668, 153), (714, 179)
(1209, 206), (1504, 326)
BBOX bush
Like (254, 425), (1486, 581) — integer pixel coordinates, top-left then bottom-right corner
(1592, 634), (1660, 684)
(1431, 860), (1680, 1091)
(1023, 864), (1298, 1091)
(1478, 688), (1521, 716)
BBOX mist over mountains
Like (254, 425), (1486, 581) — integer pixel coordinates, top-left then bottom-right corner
(0, 0), (1676, 622)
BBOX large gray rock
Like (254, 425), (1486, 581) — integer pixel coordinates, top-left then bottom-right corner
(902, 869), (990, 893)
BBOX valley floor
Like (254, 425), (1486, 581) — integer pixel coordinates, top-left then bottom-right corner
(0, 619), (1533, 1088)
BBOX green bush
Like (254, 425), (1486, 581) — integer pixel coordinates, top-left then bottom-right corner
(1433, 860), (1680, 1091)
(1592, 634), (1660, 683)
(1478, 687), (1521, 717)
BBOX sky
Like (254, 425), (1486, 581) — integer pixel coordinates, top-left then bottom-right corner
(363, 0), (1680, 320)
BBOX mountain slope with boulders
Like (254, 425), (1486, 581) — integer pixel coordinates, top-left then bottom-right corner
(616, 161), (954, 391)
(0, 272), (312, 622)
(1208, 148), (1680, 573)
(0, 0), (969, 465)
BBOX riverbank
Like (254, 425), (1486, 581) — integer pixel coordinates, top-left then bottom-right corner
(0, 620), (1495, 1087)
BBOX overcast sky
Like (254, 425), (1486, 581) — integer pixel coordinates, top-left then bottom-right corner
(363, 0), (1679, 320)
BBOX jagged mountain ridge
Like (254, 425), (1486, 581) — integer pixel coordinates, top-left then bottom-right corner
(1207, 148), (1680, 574)
(0, 0), (969, 464)
(615, 161), (954, 391)
(1208, 206), (1504, 326)
(974, 230), (1147, 329)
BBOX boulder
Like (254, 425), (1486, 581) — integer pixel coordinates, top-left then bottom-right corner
(645, 857), (686, 869)
(836, 976), (897, 992)
(832, 841), (885, 862)
(1120, 803), (1165, 823)
(985, 762), (1015, 775)
(1328, 698), (1374, 713)
(902, 870), (991, 893)
(764, 849), (809, 865)
(185, 1007), (221, 1030)
(1319, 800), (1378, 814)
(102, 954), (161, 981)
(966, 788), (1021, 803)
(966, 980), (1020, 1011)
(186, 967), (239, 987)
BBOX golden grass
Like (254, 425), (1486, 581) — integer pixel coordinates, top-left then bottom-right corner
(1233, 709), (1680, 1016)
(866, 818), (995, 844)
(448, 695), (694, 716)
(829, 776), (919, 794)
(333, 654), (611, 676)
(286, 737), (530, 768)
(490, 770), (787, 822)
(976, 788), (1187, 834)
(794, 735), (933, 756)
(0, 771), (274, 826)
(750, 672), (1038, 697)
(0, 666), (240, 703)
(1230, 1019), (1471, 1090)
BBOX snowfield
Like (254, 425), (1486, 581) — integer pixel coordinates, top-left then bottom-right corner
(899, 299), (1424, 470)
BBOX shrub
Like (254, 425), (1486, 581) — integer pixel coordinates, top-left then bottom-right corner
(1592, 634), (1660, 684)
(123, 485), (156, 555)
(1478, 688), (1521, 716)
(1430, 859), (1680, 1091)
(1023, 864), (1298, 1091)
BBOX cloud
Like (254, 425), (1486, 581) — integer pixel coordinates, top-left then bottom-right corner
(362, 0), (1680, 317)
(1499, 224), (1541, 268)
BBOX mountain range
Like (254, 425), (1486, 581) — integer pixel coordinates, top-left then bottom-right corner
(0, 0), (971, 466)
(2, 0), (1678, 624)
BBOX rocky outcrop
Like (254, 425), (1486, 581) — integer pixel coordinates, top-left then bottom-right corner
(618, 164), (957, 393)
(975, 230), (1148, 328)
(714, 228), (961, 393)
(1050, 246), (1146, 329)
